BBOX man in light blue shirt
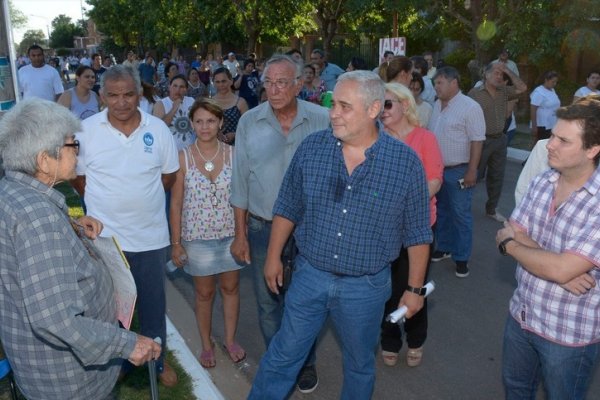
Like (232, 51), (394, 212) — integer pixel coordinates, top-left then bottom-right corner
(310, 49), (345, 91)
(230, 54), (330, 394)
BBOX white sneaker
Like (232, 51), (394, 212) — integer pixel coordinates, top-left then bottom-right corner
(486, 212), (506, 223)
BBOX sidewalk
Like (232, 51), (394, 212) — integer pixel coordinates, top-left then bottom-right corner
(165, 279), (251, 400)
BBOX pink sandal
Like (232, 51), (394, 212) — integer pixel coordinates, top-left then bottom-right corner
(223, 342), (246, 363)
(200, 348), (216, 368)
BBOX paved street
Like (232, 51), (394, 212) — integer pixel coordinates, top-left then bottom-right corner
(168, 157), (600, 399)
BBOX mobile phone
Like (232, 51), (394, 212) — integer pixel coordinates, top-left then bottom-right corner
(457, 178), (466, 189)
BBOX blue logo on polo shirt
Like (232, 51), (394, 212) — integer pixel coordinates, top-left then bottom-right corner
(143, 132), (154, 146)
(143, 132), (154, 153)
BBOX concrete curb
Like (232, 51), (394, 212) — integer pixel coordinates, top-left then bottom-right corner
(166, 317), (224, 400)
(165, 278), (253, 400)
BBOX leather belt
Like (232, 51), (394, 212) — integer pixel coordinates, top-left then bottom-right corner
(249, 213), (272, 224)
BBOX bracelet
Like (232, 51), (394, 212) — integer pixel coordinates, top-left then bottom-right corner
(171, 240), (181, 245)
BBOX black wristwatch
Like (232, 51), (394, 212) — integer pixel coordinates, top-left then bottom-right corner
(406, 285), (427, 296)
(498, 237), (515, 256)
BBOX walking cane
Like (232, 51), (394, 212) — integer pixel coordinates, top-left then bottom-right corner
(148, 337), (162, 400)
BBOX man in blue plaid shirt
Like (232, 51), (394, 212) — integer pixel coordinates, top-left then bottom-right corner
(248, 70), (432, 399)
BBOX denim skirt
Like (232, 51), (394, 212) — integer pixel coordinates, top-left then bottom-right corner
(183, 236), (244, 277)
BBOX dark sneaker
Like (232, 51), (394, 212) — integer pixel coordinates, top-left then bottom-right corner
(297, 365), (319, 394)
(455, 261), (470, 278)
(431, 251), (451, 262)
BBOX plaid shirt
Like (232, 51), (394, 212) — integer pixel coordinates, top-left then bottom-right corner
(0, 171), (136, 400)
(274, 124), (432, 276)
(510, 166), (600, 345)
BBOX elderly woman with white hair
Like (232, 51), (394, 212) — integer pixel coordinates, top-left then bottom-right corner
(0, 99), (160, 400)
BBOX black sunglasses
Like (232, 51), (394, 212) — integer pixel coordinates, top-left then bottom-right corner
(384, 99), (400, 110)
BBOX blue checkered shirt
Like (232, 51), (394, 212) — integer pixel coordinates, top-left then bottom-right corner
(274, 124), (432, 276)
(0, 171), (137, 400)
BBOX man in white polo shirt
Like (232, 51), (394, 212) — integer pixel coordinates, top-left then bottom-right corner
(18, 45), (64, 101)
(72, 65), (180, 387)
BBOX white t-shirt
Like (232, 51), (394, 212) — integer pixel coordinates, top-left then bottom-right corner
(530, 85), (560, 129)
(573, 86), (599, 99)
(77, 108), (179, 252)
(18, 64), (64, 101)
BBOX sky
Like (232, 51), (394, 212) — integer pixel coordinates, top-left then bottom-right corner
(11, 0), (88, 43)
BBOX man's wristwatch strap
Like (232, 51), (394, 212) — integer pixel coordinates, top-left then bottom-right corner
(406, 285), (427, 296)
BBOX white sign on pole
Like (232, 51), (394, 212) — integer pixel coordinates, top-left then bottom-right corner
(378, 37), (407, 63)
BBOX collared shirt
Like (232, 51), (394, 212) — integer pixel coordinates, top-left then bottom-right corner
(468, 85), (519, 137)
(0, 171), (136, 400)
(77, 108), (179, 252)
(273, 125), (432, 276)
(230, 99), (330, 220)
(428, 92), (486, 166)
(510, 166), (600, 346)
(320, 62), (345, 91)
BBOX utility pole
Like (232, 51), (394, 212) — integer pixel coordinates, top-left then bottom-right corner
(0, 0), (19, 116)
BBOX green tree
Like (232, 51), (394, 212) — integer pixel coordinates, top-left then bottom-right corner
(49, 14), (85, 49)
(18, 29), (46, 54)
(8, 0), (27, 29)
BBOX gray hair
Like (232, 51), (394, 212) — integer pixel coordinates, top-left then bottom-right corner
(262, 54), (303, 81)
(101, 64), (142, 95)
(433, 66), (461, 85)
(0, 99), (81, 174)
(337, 70), (385, 110)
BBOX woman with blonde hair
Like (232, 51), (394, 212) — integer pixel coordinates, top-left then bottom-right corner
(379, 82), (443, 368)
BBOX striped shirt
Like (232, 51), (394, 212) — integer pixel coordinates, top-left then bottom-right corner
(428, 92), (485, 166)
(509, 166), (600, 345)
(274, 124), (432, 276)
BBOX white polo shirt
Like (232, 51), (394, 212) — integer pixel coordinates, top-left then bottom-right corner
(18, 64), (64, 101)
(77, 108), (179, 252)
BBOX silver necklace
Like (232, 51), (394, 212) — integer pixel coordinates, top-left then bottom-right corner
(194, 140), (220, 172)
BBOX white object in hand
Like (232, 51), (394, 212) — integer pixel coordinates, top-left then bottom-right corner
(387, 281), (436, 324)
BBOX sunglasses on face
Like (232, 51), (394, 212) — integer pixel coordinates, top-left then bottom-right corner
(384, 99), (400, 110)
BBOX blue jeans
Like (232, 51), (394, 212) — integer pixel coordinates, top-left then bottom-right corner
(435, 165), (474, 262)
(247, 215), (316, 366)
(502, 315), (599, 400)
(248, 256), (391, 400)
(123, 247), (168, 372)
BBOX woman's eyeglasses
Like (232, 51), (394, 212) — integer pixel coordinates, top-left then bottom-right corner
(63, 139), (80, 155)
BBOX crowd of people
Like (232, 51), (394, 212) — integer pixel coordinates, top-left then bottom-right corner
(1, 42), (599, 400)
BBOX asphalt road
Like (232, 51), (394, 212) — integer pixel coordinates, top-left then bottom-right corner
(168, 158), (600, 400)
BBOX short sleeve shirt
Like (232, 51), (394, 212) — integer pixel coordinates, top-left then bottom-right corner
(77, 109), (179, 252)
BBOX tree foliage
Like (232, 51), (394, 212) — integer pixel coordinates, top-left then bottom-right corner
(18, 29), (46, 54)
(49, 14), (85, 49)
(8, 0), (27, 29)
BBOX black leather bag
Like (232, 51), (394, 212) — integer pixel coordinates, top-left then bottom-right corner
(281, 234), (298, 292)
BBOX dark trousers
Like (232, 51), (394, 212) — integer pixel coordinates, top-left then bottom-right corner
(536, 126), (552, 143)
(478, 135), (508, 214)
(123, 247), (168, 372)
(380, 243), (432, 352)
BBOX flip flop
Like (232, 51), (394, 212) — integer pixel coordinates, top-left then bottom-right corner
(200, 348), (216, 368)
(223, 342), (246, 363)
